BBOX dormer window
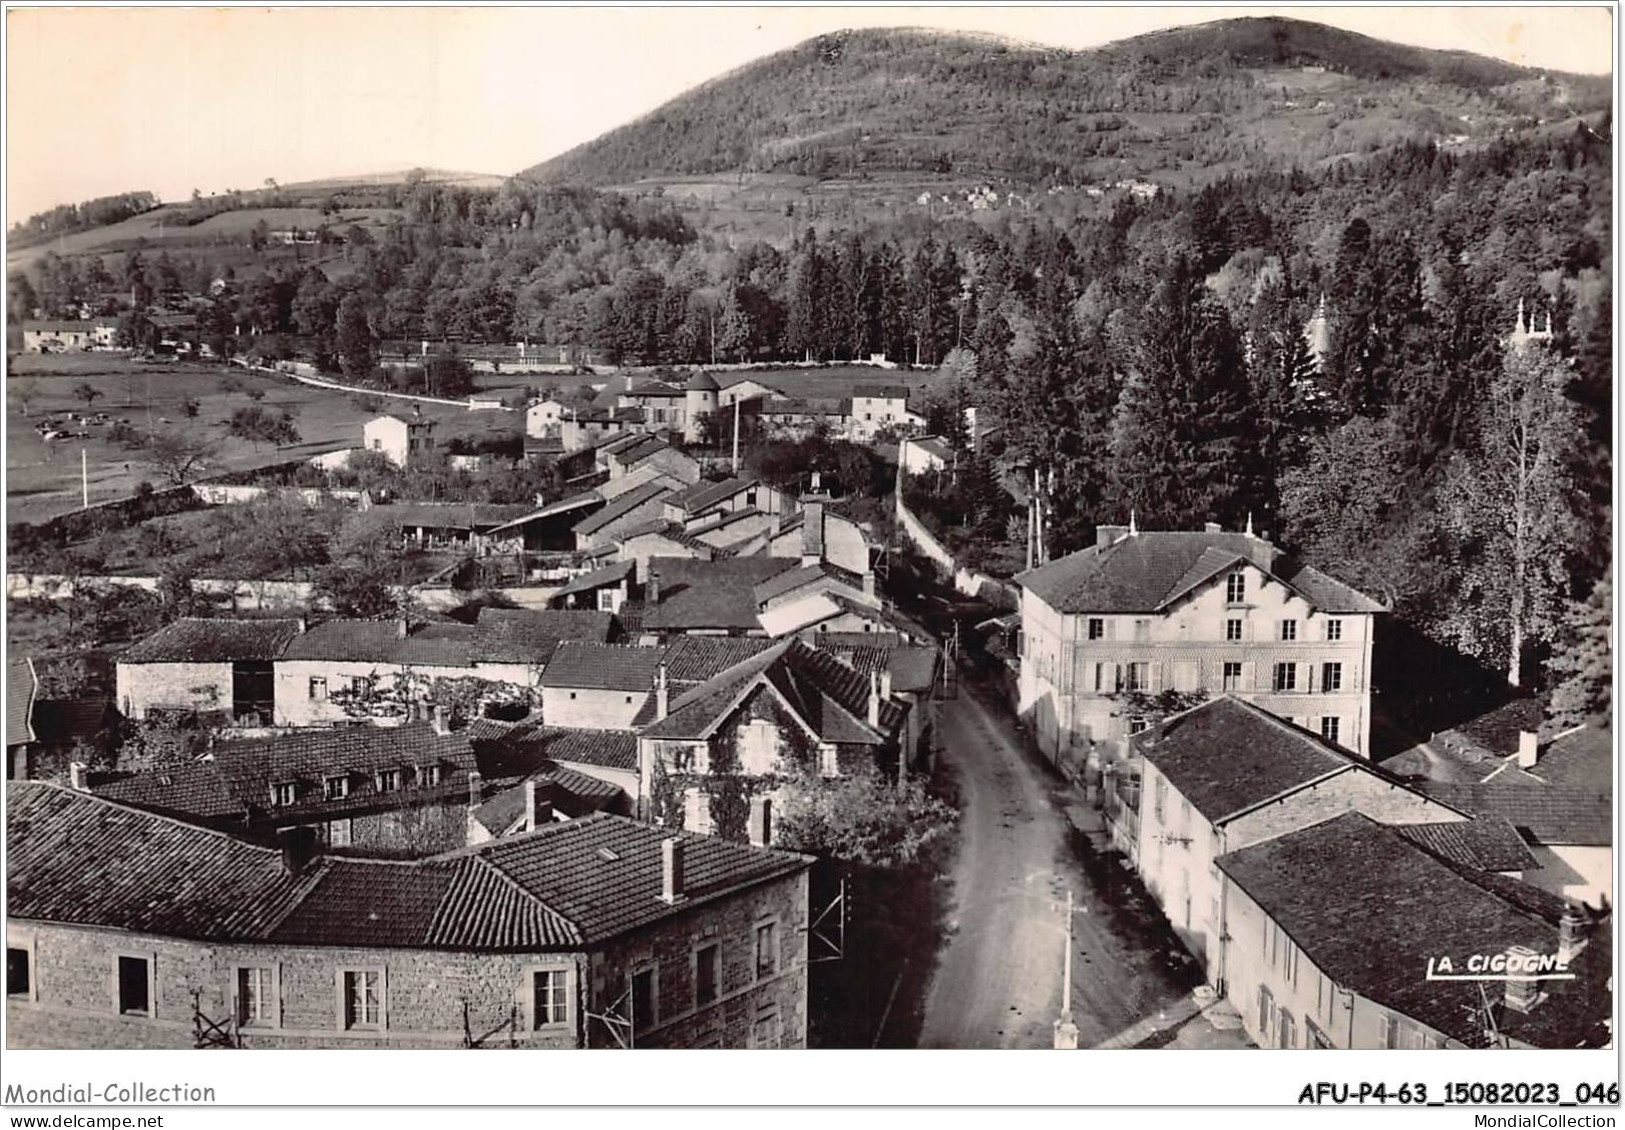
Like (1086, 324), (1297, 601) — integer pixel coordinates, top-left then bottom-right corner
(324, 775), (350, 801)
(420, 764), (442, 787)
(376, 768), (401, 793)
(270, 782), (297, 807)
(1225, 572), (1246, 605)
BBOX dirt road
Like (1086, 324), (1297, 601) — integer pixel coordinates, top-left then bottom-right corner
(917, 681), (1205, 1049)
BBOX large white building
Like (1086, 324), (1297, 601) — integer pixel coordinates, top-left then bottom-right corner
(1015, 524), (1386, 758)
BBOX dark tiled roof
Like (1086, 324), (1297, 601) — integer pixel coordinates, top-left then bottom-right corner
(472, 719), (640, 774)
(1137, 697), (1350, 822)
(283, 620), (473, 667)
(473, 608), (615, 664)
(669, 476), (757, 515)
(93, 722), (479, 824)
(541, 643), (667, 693)
(1414, 782), (1613, 847)
(686, 370), (720, 391)
(1217, 812), (1611, 1048)
(644, 639), (905, 744)
(1528, 724), (1612, 790)
(7, 659), (37, 746)
(613, 520), (715, 555)
(572, 481), (672, 536)
(376, 502), (533, 530)
(121, 618), (303, 663)
(7, 782), (321, 941)
(550, 561), (636, 602)
(608, 435), (672, 467)
(644, 557), (795, 632)
(662, 636), (779, 686)
(753, 562), (866, 607)
(1016, 531), (1385, 615)
(485, 491), (605, 534)
(12, 783), (809, 952)
(31, 698), (115, 745)
(473, 768), (625, 834)
(1396, 817), (1541, 873)
(689, 506), (764, 536)
(852, 384), (911, 399)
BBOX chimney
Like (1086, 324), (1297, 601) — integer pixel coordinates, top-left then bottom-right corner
(1095, 525), (1127, 548)
(801, 496), (825, 565)
(1204, 521), (1222, 534)
(625, 374), (635, 394)
(647, 566), (661, 604)
(867, 670), (881, 728)
(1502, 946), (1542, 1013)
(295, 616), (307, 634)
(277, 826), (319, 877)
(525, 779), (553, 831)
(396, 618), (409, 639)
(880, 667), (893, 700)
(655, 664), (669, 721)
(1517, 730), (1540, 769)
(863, 571), (876, 599)
(431, 703), (452, 736)
(1558, 903), (1589, 966)
(467, 769), (483, 808)
(660, 837), (686, 904)
(68, 761), (88, 791)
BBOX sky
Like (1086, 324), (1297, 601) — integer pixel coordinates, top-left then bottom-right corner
(5, 5), (1614, 227)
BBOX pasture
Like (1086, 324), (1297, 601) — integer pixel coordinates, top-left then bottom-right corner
(5, 354), (516, 525)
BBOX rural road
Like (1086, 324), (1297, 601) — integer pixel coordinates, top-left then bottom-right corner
(917, 679), (1209, 1049)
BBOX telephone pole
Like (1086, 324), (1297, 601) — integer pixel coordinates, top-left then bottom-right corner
(81, 448), (89, 510)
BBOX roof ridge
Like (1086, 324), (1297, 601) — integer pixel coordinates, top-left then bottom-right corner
(451, 853), (583, 945)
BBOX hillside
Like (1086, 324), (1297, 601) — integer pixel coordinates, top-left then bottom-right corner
(521, 18), (1609, 191)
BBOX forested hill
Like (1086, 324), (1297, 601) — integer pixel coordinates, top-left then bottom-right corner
(521, 18), (1608, 188)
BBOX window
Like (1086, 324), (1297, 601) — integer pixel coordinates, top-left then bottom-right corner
(270, 782), (297, 807)
(1152, 775), (1166, 821)
(324, 774), (349, 801)
(7, 947), (30, 998)
(1128, 717), (1149, 736)
(755, 921), (780, 980)
(1325, 619), (1343, 642)
(1225, 618), (1242, 642)
(1278, 1010), (1296, 1049)
(569, 691), (577, 700)
(1381, 1015), (1401, 1049)
(1321, 662), (1343, 693)
(1132, 619), (1151, 642)
(350, 676), (367, 694)
(420, 764), (441, 787)
(376, 768), (401, 793)
(749, 1008), (783, 1049)
(327, 819), (351, 847)
(1273, 663), (1297, 692)
(632, 966), (657, 1033)
(308, 677), (327, 700)
(695, 944), (720, 1008)
(371, 438), (383, 451)
(1222, 662), (1243, 693)
(341, 969), (382, 1030)
(1279, 619), (1298, 642)
(1225, 571), (1246, 604)
(1087, 617), (1105, 641)
(117, 955), (151, 1016)
(236, 966), (276, 1027)
(597, 589), (617, 612)
(1125, 662), (1149, 692)
(531, 969), (568, 1029)
(1320, 716), (1341, 745)
(1307, 1020), (1334, 1049)
(1257, 985), (1274, 1036)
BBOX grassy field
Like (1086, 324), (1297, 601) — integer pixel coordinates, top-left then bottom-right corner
(5, 354), (518, 525)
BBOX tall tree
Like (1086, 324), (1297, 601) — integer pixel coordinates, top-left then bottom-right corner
(1439, 343), (1584, 686)
(335, 292), (377, 379)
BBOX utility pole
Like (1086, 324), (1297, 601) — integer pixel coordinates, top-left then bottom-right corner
(81, 448), (89, 510)
(1054, 888), (1078, 1049)
(731, 396), (741, 474)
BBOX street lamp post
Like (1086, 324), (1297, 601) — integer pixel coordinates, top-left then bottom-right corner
(1054, 887), (1079, 1049)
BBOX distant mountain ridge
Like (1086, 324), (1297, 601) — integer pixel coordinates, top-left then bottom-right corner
(520, 17), (1608, 189)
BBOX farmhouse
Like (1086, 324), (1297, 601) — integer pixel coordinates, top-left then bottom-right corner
(363, 413), (437, 468)
(21, 320), (100, 352)
(115, 618), (303, 725)
(7, 782), (813, 1050)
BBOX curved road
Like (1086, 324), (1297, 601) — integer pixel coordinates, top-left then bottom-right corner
(917, 680), (1205, 1049)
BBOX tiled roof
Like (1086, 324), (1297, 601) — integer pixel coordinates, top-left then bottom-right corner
(485, 491), (605, 534)
(685, 370), (720, 391)
(761, 397), (846, 416)
(572, 481), (672, 536)
(550, 560), (636, 601)
(669, 476), (757, 515)
(282, 620), (474, 667)
(94, 722), (479, 824)
(644, 639), (905, 744)
(608, 435), (672, 467)
(1137, 697), (1353, 822)
(31, 698), (115, 745)
(753, 561), (866, 607)
(662, 636), (780, 686)
(1216, 813), (1611, 1048)
(7, 658), (37, 746)
(1396, 817), (1541, 873)
(7, 782), (323, 941)
(472, 768), (626, 834)
(541, 643), (667, 693)
(817, 641), (938, 695)
(852, 384), (910, 400)
(1527, 724), (1612, 790)
(621, 379), (687, 398)
(473, 607), (615, 663)
(13, 783), (809, 952)
(471, 719), (640, 774)
(1414, 781), (1613, 847)
(1016, 531), (1386, 615)
(613, 520), (715, 555)
(644, 557), (795, 632)
(688, 506), (764, 537)
(120, 618), (303, 663)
